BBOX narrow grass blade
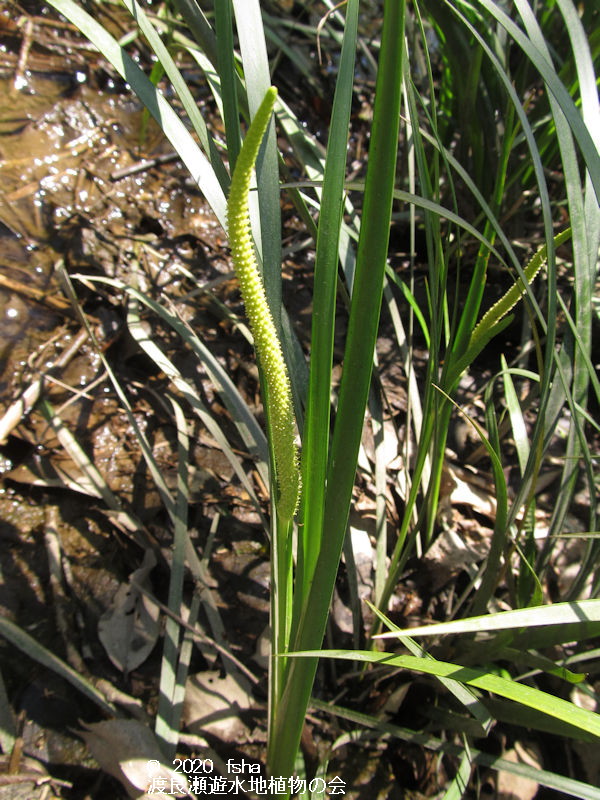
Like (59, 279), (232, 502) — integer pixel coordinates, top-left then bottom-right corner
(500, 359), (531, 477)
(311, 699), (600, 800)
(496, 648), (584, 684)
(473, 0), (600, 200)
(268, 0), (407, 781)
(214, 0), (241, 173)
(155, 396), (189, 759)
(288, 650), (600, 739)
(369, 602), (494, 734)
(0, 617), (116, 716)
(74, 273), (269, 480)
(171, 0), (218, 66)
(58, 270), (183, 526)
(442, 749), (471, 800)
(375, 600), (600, 639)
(37, 398), (147, 541)
(0, 669), (16, 753)
(46, 0), (227, 227)
(125, 295), (267, 526)
(371, 386), (392, 612)
(120, 0), (229, 190)
(231, 0), (281, 320)
(297, 0), (359, 599)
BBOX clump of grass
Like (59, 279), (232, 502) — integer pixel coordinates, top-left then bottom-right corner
(4, 0), (598, 796)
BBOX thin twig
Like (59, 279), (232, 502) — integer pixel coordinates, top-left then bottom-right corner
(0, 327), (89, 443)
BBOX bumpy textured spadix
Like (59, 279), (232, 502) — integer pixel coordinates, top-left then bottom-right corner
(227, 87), (300, 521)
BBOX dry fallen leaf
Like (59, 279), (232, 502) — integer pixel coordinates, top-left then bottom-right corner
(496, 741), (541, 800)
(333, 523), (375, 634)
(445, 464), (497, 518)
(98, 550), (160, 673)
(422, 524), (489, 592)
(0, 754), (58, 800)
(79, 719), (191, 799)
(183, 671), (253, 743)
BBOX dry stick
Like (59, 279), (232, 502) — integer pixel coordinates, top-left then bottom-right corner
(44, 506), (89, 676)
(0, 327), (89, 443)
(109, 152), (179, 181)
(0, 273), (75, 315)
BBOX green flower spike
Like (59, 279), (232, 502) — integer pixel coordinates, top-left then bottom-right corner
(227, 86), (300, 521)
(447, 227), (572, 385)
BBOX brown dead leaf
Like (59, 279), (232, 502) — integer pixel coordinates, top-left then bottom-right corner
(496, 741), (541, 800)
(333, 524), (375, 634)
(445, 464), (496, 518)
(79, 719), (191, 799)
(98, 550), (159, 673)
(0, 754), (59, 800)
(183, 671), (253, 743)
(423, 525), (489, 592)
